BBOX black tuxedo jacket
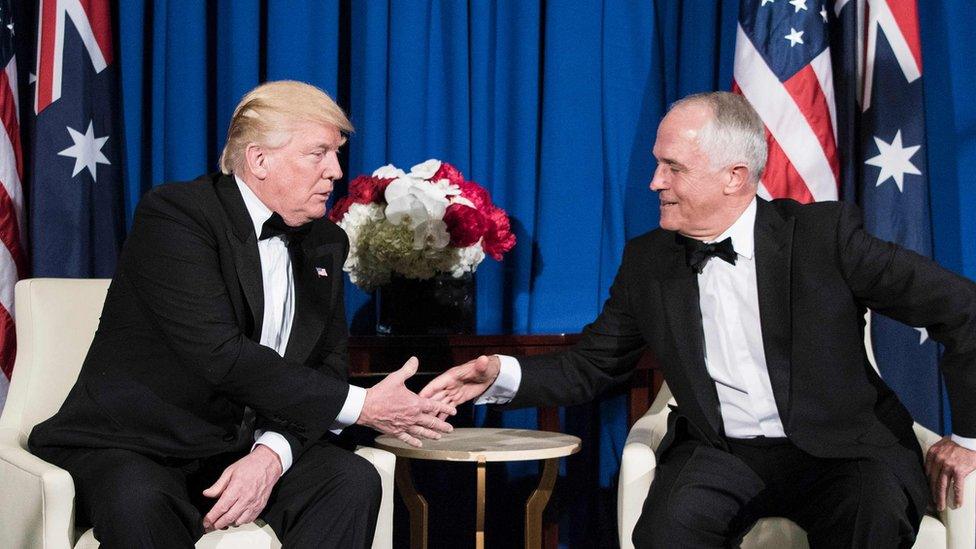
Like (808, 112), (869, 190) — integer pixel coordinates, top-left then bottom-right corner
(510, 198), (976, 510)
(30, 173), (352, 461)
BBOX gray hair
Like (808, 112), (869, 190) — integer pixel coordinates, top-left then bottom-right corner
(670, 92), (767, 184)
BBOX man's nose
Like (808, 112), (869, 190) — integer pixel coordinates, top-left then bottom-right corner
(324, 154), (343, 181)
(649, 166), (667, 191)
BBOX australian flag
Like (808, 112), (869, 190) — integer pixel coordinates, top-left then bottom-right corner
(29, 0), (124, 277)
(832, 0), (945, 432)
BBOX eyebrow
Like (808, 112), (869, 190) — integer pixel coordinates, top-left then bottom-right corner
(658, 157), (686, 171)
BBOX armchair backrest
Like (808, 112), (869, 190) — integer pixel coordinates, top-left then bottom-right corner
(0, 278), (111, 437)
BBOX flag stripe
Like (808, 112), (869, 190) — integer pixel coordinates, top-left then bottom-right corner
(782, 65), (840, 185)
(0, 63), (24, 180)
(0, 301), (14, 379)
(809, 48), (837, 143)
(76, 0), (114, 64)
(0, 183), (26, 278)
(762, 129), (816, 204)
(35, 0), (60, 113)
(733, 25), (838, 203)
(884, 0), (922, 73)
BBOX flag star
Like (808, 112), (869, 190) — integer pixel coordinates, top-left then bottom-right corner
(57, 121), (111, 181)
(789, 0), (808, 12)
(784, 27), (805, 47)
(820, 5), (828, 22)
(864, 130), (922, 192)
(916, 327), (929, 345)
(28, 72), (36, 85)
(761, 0), (775, 5)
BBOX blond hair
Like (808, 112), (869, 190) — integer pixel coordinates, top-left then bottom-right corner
(219, 81), (353, 174)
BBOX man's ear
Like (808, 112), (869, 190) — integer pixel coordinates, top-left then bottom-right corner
(244, 143), (269, 179)
(724, 163), (751, 195)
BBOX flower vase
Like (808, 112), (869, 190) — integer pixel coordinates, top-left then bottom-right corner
(375, 273), (475, 335)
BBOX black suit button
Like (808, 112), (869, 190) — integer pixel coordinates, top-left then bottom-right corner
(223, 433), (236, 442)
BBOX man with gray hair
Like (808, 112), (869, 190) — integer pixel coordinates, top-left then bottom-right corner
(422, 91), (976, 547)
(29, 81), (455, 548)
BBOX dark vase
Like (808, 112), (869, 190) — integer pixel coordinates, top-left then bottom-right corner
(375, 273), (476, 335)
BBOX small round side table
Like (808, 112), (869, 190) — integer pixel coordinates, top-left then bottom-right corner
(375, 427), (581, 549)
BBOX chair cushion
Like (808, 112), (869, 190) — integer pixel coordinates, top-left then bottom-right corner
(737, 514), (945, 549)
(741, 517), (808, 548)
(74, 522), (281, 548)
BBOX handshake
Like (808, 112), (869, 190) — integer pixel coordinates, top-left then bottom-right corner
(355, 355), (503, 447)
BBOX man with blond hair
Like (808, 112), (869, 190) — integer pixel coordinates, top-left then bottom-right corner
(29, 81), (454, 548)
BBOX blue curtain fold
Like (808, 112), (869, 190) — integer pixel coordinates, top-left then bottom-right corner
(112, 1), (976, 545)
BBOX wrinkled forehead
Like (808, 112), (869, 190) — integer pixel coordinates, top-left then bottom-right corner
(274, 120), (346, 150)
(654, 108), (708, 156)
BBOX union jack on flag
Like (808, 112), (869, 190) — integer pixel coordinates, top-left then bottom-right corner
(733, 0), (943, 431)
(30, 0), (124, 279)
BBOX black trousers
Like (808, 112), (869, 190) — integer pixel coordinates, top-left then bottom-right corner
(632, 436), (923, 549)
(35, 440), (381, 549)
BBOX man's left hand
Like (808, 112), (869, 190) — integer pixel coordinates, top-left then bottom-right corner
(202, 444), (283, 532)
(925, 437), (976, 511)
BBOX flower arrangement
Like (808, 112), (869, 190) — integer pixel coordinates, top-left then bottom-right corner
(329, 159), (516, 291)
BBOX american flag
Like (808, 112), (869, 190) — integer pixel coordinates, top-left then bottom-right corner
(733, 0), (840, 203)
(733, 0), (943, 431)
(0, 0), (27, 412)
(30, 0), (124, 279)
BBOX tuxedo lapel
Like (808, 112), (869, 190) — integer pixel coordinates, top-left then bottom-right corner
(215, 175), (264, 339)
(753, 199), (795, 423)
(660, 239), (725, 438)
(283, 238), (337, 363)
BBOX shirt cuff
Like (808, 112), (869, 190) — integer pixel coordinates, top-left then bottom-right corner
(474, 355), (522, 405)
(329, 384), (367, 435)
(951, 434), (976, 452)
(252, 430), (293, 474)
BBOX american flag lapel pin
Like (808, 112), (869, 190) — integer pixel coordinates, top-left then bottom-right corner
(315, 267), (328, 277)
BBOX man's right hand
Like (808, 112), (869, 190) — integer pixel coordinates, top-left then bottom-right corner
(357, 357), (457, 447)
(419, 355), (500, 419)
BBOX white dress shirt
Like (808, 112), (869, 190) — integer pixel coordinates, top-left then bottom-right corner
(235, 177), (367, 472)
(480, 197), (976, 448)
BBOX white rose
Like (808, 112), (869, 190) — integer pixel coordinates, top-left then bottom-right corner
(386, 180), (449, 227)
(409, 159), (442, 180)
(372, 164), (407, 179)
(411, 219), (450, 250)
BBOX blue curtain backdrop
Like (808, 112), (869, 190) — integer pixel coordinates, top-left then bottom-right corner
(112, 1), (975, 545)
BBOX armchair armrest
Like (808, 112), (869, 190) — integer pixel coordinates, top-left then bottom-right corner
(913, 423), (976, 549)
(0, 427), (76, 549)
(617, 388), (673, 549)
(353, 445), (395, 549)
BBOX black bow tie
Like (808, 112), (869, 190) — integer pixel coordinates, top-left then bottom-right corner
(260, 213), (311, 242)
(675, 234), (737, 274)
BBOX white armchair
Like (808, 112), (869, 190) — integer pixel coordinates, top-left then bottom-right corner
(0, 278), (395, 549)
(617, 382), (976, 549)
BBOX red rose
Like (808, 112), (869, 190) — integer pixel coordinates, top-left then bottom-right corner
(443, 203), (488, 247)
(348, 175), (393, 204)
(482, 206), (516, 260)
(328, 195), (355, 223)
(456, 180), (492, 211)
(433, 162), (465, 185)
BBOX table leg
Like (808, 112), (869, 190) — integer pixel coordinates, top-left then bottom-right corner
(524, 458), (559, 549)
(476, 456), (486, 549)
(394, 458), (428, 549)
